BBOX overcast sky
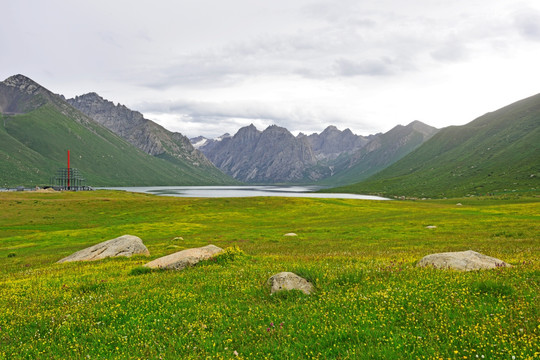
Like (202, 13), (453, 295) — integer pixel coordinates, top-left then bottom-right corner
(2, 0), (539, 138)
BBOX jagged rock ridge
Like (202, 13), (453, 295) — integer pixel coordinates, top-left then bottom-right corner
(195, 122), (437, 185)
(301, 125), (372, 160)
(201, 124), (322, 183)
(67, 93), (216, 168)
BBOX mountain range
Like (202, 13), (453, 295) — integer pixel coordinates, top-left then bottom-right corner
(192, 121), (438, 184)
(0, 75), (234, 187)
(195, 124), (320, 183)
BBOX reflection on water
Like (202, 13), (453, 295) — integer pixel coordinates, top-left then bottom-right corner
(100, 185), (390, 200)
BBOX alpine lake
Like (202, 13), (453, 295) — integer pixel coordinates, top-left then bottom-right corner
(100, 185), (390, 200)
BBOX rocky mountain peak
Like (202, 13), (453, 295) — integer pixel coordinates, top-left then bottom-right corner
(306, 125), (370, 160)
(237, 123), (259, 133)
(321, 125), (339, 133)
(72, 92), (103, 102)
(234, 124), (262, 142)
(190, 136), (208, 149)
(406, 120), (438, 137)
(3, 74), (43, 95)
(1, 74), (70, 115)
(218, 133), (231, 140)
(263, 124), (293, 137)
(67, 93), (217, 169)
(197, 124), (323, 183)
(71, 92), (128, 111)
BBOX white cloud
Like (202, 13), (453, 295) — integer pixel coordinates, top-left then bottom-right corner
(2, 0), (540, 139)
(513, 8), (540, 41)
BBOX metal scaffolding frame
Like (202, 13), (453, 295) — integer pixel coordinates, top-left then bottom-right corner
(50, 167), (87, 191)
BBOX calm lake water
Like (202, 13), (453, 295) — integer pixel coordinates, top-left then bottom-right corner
(101, 185), (390, 200)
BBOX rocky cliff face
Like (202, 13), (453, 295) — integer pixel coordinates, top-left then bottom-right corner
(199, 124), (326, 183)
(67, 93), (214, 167)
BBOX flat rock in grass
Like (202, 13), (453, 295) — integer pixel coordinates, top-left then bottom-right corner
(416, 250), (510, 271)
(283, 233), (298, 237)
(57, 235), (149, 263)
(268, 272), (314, 295)
(144, 244), (223, 270)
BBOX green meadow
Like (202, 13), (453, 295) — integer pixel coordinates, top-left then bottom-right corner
(0, 191), (538, 359)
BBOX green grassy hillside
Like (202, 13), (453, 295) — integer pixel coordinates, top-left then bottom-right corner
(0, 105), (234, 187)
(0, 191), (538, 359)
(329, 94), (540, 198)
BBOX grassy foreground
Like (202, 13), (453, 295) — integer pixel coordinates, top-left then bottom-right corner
(0, 191), (538, 359)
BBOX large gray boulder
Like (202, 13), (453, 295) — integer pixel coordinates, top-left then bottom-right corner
(267, 272), (314, 295)
(57, 235), (149, 263)
(416, 250), (510, 271)
(144, 244), (223, 270)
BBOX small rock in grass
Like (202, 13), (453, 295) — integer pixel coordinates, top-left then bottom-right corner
(267, 272), (314, 295)
(144, 244), (223, 270)
(57, 235), (150, 263)
(425, 225), (437, 229)
(456, 203), (463, 206)
(416, 250), (511, 271)
(283, 233), (298, 237)
(173, 236), (184, 241)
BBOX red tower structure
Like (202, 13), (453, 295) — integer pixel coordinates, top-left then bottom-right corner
(50, 150), (87, 190)
(67, 150), (71, 190)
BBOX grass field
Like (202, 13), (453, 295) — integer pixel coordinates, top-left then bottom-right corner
(0, 191), (538, 359)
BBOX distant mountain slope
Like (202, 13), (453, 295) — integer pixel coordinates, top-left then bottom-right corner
(67, 92), (233, 183)
(318, 121), (438, 186)
(330, 94), (540, 198)
(0, 74), (234, 187)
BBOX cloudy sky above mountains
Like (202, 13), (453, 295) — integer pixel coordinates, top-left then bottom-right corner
(2, 0), (540, 137)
